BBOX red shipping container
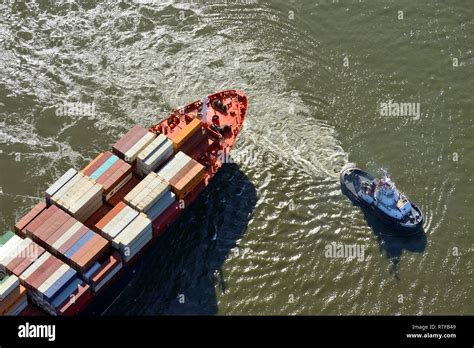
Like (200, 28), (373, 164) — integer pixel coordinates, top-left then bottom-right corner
(95, 201), (127, 232)
(71, 235), (110, 272)
(24, 206), (59, 237)
(15, 201), (47, 236)
(57, 225), (89, 255)
(25, 255), (59, 289)
(9, 245), (46, 277)
(6, 240), (44, 274)
(112, 125), (149, 160)
(44, 216), (77, 247)
(81, 152), (111, 176)
(84, 204), (113, 232)
(36, 209), (71, 242)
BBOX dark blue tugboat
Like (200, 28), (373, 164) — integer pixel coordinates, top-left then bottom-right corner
(340, 168), (424, 233)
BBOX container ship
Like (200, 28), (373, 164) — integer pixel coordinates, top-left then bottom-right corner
(0, 90), (248, 316)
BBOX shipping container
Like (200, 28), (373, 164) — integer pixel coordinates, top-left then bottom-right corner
(82, 152), (132, 202)
(45, 168), (77, 204)
(112, 125), (149, 160)
(171, 118), (202, 150)
(124, 132), (155, 163)
(0, 274), (20, 301)
(137, 134), (174, 177)
(14, 202), (47, 237)
(19, 205), (110, 276)
(49, 171), (104, 222)
(157, 151), (206, 200)
(1, 285), (27, 315)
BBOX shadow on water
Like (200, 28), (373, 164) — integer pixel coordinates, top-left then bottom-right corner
(341, 186), (427, 279)
(84, 163), (256, 315)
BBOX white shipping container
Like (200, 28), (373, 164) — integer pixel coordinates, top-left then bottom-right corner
(45, 168), (77, 199)
(37, 264), (69, 294)
(122, 233), (153, 262)
(137, 134), (167, 162)
(158, 151), (191, 182)
(137, 135), (173, 176)
(19, 252), (51, 281)
(69, 183), (103, 214)
(136, 181), (170, 212)
(144, 141), (173, 167)
(51, 173), (81, 202)
(0, 275), (20, 300)
(119, 228), (152, 253)
(51, 221), (83, 250)
(0, 235), (23, 262)
(124, 172), (156, 203)
(0, 237), (32, 266)
(56, 174), (90, 206)
(128, 175), (169, 210)
(124, 132), (155, 163)
(103, 206), (139, 239)
(113, 213), (151, 249)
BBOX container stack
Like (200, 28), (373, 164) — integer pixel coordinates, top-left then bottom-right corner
(157, 151), (206, 200)
(112, 125), (156, 164)
(0, 233), (29, 316)
(0, 274), (27, 316)
(18, 251), (90, 316)
(95, 202), (152, 263)
(0, 233), (45, 278)
(136, 133), (174, 177)
(124, 172), (176, 221)
(0, 232), (89, 316)
(171, 118), (203, 151)
(46, 169), (104, 222)
(23, 205), (110, 275)
(81, 152), (132, 202)
(14, 201), (47, 237)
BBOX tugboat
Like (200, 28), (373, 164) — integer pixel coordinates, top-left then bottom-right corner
(340, 168), (424, 233)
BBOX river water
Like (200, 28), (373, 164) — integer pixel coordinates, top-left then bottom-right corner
(0, 0), (472, 315)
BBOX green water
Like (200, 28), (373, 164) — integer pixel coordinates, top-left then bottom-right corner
(0, 0), (472, 315)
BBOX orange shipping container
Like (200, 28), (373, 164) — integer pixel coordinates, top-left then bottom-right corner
(172, 118), (202, 150)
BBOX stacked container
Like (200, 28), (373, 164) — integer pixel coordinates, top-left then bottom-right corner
(0, 232), (29, 315)
(46, 169), (103, 222)
(0, 232), (89, 316)
(136, 133), (174, 177)
(171, 118), (203, 150)
(14, 201), (47, 237)
(95, 202), (152, 263)
(0, 274), (28, 316)
(23, 205), (110, 275)
(81, 152), (132, 202)
(0, 233), (45, 278)
(124, 172), (176, 221)
(112, 125), (156, 164)
(157, 151), (206, 200)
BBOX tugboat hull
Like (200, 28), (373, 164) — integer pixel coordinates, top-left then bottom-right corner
(340, 168), (424, 234)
